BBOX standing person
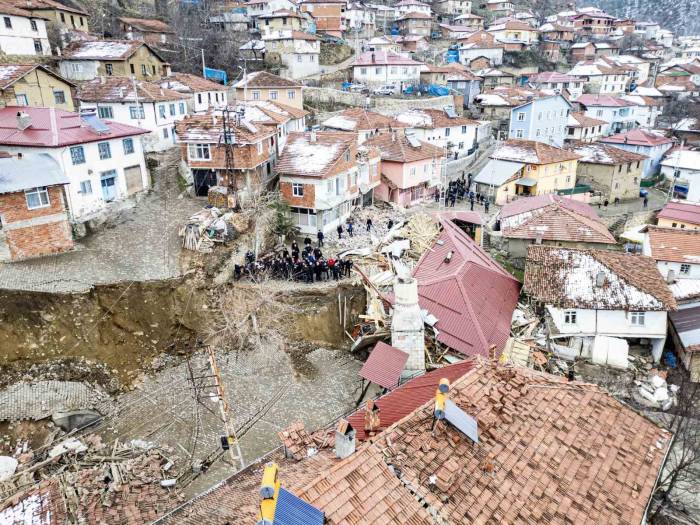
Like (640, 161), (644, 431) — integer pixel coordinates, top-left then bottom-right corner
(291, 241), (299, 259)
(317, 230), (324, 247)
(643, 196), (648, 208)
(344, 258), (354, 277)
(434, 188), (440, 202)
(450, 193), (456, 207)
(484, 199), (490, 213)
(387, 219), (394, 231)
(348, 221), (354, 237)
(337, 224), (343, 239)
(366, 218), (373, 232)
(304, 236), (312, 248)
(470, 197), (474, 211)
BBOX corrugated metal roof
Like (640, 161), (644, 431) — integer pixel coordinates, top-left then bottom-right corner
(670, 305), (700, 352)
(0, 154), (68, 194)
(359, 342), (408, 390)
(274, 488), (325, 525)
(473, 158), (524, 186)
(413, 219), (520, 357)
(347, 360), (475, 441)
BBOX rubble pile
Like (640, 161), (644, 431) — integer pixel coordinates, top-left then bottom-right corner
(402, 213), (440, 260)
(327, 205), (407, 253)
(0, 434), (181, 523)
(179, 207), (241, 253)
(635, 370), (679, 410)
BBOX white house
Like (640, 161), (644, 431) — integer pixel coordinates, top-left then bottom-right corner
(525, 245), (677, 363)
(156, 73), (228, 114)
(0, 106), (149, 221)
(238, 100), (308, 153)
(526, 71), (584, 100)
(643, 226), (700, 282)
(344, 2), (376, 36)
(507, 94), (571, 147)
(660, 149), (700, 202)
(457, 43), (504, 67)
(394, 0), (431, 17)
(395, 108), (479, 159)
(567, 60), (627, 94)
(352, 51), (422, 88)
(262, 31), (321, 79)
(77, 76), (189, 152)
(576, 94), (638, 136)
(0, 3), (50, 56)
(601, 129), (673, 179)
(619, 93), (662, 128)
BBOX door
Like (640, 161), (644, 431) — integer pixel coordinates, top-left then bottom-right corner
(124, 165), (144, 195)
(101, 170), (117, 201)
(193, 169), (217, 197)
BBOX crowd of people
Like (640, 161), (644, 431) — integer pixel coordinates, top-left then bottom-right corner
(234, 237), (354, 283)
(433, 173), (490, 213)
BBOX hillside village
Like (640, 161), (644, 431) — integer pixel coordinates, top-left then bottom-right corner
(0, 0), (699, 523)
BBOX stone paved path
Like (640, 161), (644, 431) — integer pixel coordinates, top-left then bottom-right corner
(0, 150), (203, 293)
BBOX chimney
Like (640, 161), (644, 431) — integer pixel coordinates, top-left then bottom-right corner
(334, 419), (356, 459)
(16, 152), (23, 159)
(310, 130), (317, 142)
(433, 378), (450, 421)
(444, 250), (453, 263)
(391, 277), (425, 375)
(99, 75), (105, 85)
(364, 399), (381, 435)
(666, 269), (676, 284)
(535, 231), (544, 244)
(16, 112), (31, 131)
(595, 271), (606, 287)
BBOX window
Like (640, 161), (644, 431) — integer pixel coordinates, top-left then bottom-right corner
(517, 112), (525, 121)
(129, 105), (145, 119)
(360, 67), (367, 74)
(15, 94), (28, 106)
(537, 111), (542, 120)
(141, 64), (147, 75)
(53, 90), (66, 104)
(30, 19), (37, 31)
(105, 63), (113, 75)
(163, 127), (169, 139)
(461, 125), (467, 133)
(516, 129), (523, 138)
(70, 146), (85, 165)
(257, 142), (263, 154)
(70, 15), (74, 26)
(297, 55), (302, 63)
(3, 17), (11, 28)
(98, 106), (113, 119)
(152, 65), (156, 75)
(252, 90), (260, 100)
(60, 12), (65, 22)
(680, 263), (691, 275)
(123, 138), (134, 154)
(630, 311), (645, 326)
(33, 40), (42, 54)
(564, 310), (577, 324)
(270, 90), (278, 100)
(159, 105), (166, 118)
(188, 143), (210, 160)
(409, 166), (416, 177)
(292, 183), (304, 197)
(25, 187), (50, 209)
(445, 128), (450, 137)
(536, 128), (541, 137)
(179, 102), (185, 114)
(288, 90), (295, 99)
(344, 151), (350, 162)
(98, 142), (111, 159)
(197, 93), (202, 104)
(79, 180), (92, 194)
(169, 103), (176, 116)
(80, 17), (84, 26)
(596, 109), (603, 117)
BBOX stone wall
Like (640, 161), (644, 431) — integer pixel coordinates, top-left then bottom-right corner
(303, 87), (458, 114)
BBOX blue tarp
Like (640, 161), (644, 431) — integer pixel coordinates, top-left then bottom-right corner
(204, 67), (227, 85)
(428, 84), (449, 96)
(390, 26), (399, 35)
(341, 81), (352, 91)
(403, 85), (415, 94)
(273, 488), (325, 525)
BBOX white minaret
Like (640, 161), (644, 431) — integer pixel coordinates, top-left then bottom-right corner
(391, 276), (425, 374)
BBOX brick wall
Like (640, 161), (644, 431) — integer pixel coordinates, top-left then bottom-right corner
(280, 180), (316, 208)
(181, 140), (272, 171)
(6, 220), (74, 260)
(0, 186), (65, 223)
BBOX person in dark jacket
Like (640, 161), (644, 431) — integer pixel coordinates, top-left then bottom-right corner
(317, 230), (324, 247)
(337, 224), (343, 239)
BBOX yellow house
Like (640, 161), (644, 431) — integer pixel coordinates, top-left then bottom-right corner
(0, 63), (75, 111)
(257, 9), (304, 36)
(233, 70), (303, 110)
(657, 200), (700, 230)
(7, 0), (89, 33)
(58, 40), (171, 82)
(474, 139), (580, 205)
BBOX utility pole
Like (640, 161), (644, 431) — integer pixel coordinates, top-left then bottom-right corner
(206, 345), (244, 469)
(221, 107), (239, 209)
(201, 48), (206, 77)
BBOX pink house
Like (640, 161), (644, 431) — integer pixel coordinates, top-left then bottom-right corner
(366, 132), (444, 206)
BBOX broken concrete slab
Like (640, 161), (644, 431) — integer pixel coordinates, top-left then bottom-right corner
(52, 409), (102, 433)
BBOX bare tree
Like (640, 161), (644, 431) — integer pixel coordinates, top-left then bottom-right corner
(651, 375), (700, 523)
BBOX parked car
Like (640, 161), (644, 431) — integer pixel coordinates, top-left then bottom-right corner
(372, 84), (397, 96)
(348, 83), (369, 94)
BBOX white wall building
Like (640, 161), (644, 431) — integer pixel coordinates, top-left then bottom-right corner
(395, 108), (479, 159)
(0, 107), (149, 222)
(352, 50), (422, 88)
(263, 31), (321, 79)
(660, 149), (700, 203)
(77, 77), (190, 152)
(0, 4), (50, 56)
(643, 226), (700, 282)
(156, 73), (228, 114)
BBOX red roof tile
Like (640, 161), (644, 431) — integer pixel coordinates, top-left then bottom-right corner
(499, 193), (599, 220)
(601, 128), (673, 147)
(0, 106), (148, 148)
(577, 94), (636, 107)
(348, 360), (476, 441)
(359, 342), (409, 390)
(413, 219), (520, 357)
(658, 200), (700, 226)
(353, 50), (422, 67)
(645, 225), (700, 263)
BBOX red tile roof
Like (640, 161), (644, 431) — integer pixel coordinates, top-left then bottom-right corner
(7, 0), (87, 15)
(353, 50), (422, 67)
(348, 360), (476, 441)
(528, 71), (579, 83)
(499, 193), (599, 220)
(364, 132), (445, 163)
(77, 76), (189, 102)
(577, 94), (636, 107)
(359, 342), (409, 390)
(413, 219), (520, 357)
(0, 106), (148, 148)
(0, 64), (74, 90)
(118, 16), (174, 33)
(658, 200), (700, 226)
(601, 128), (673, 147)
(645, 225), (700, 264)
